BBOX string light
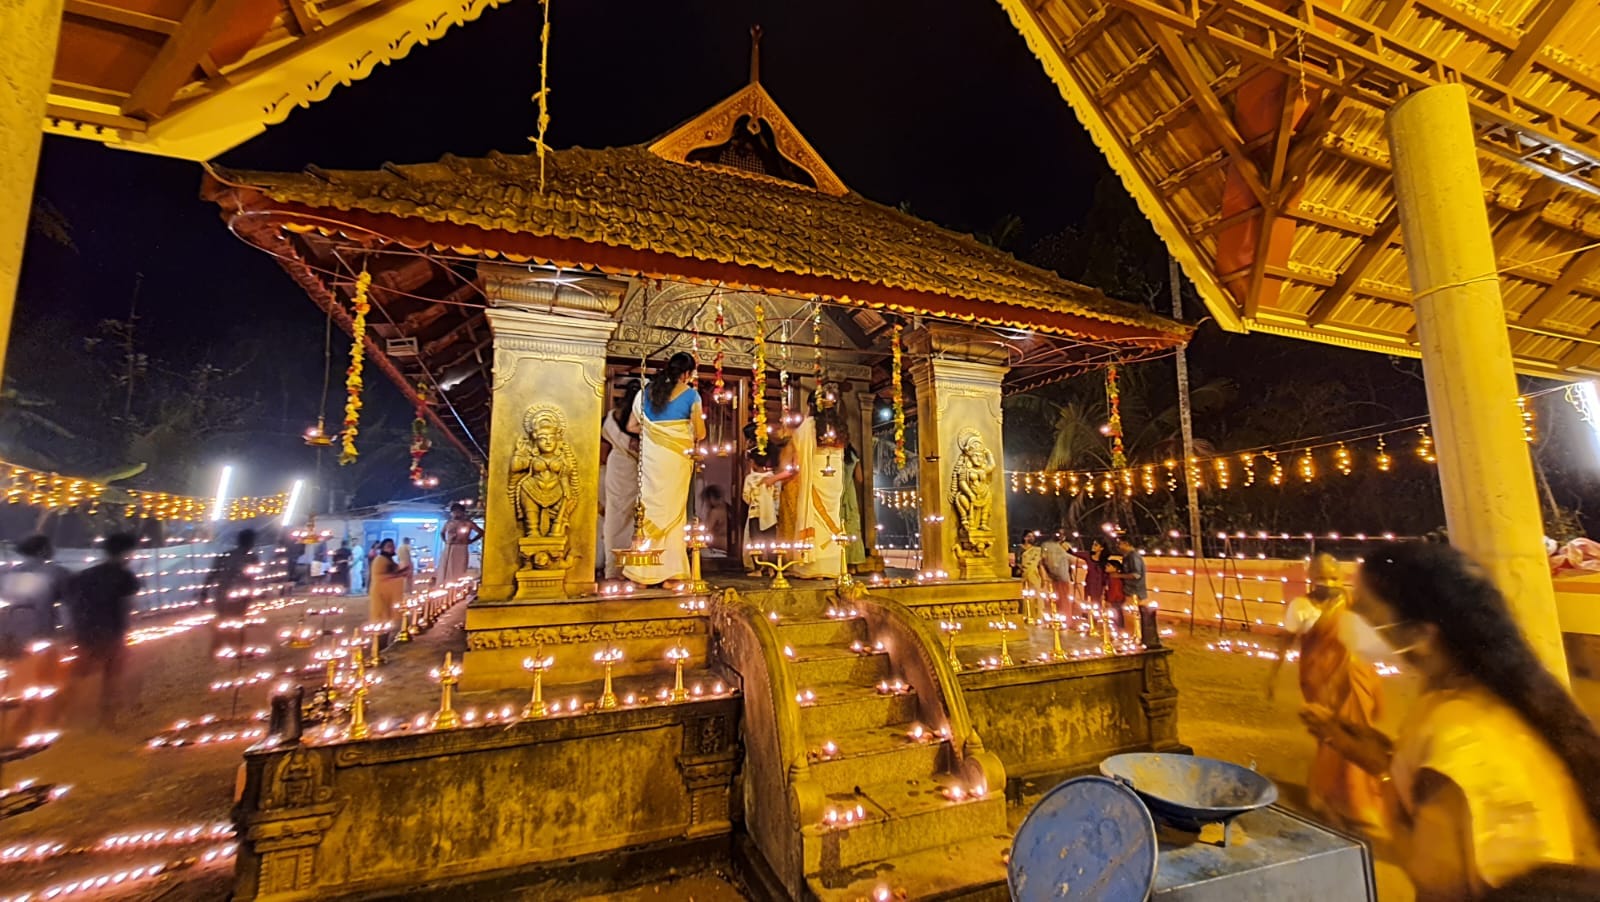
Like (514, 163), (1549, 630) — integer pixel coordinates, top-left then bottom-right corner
(1212, 457), (1230, 490)
(0, 462), (284, 521)
(1375, 436), (1392, 472)
(1240, 453), (1256, 486)
(1334, 443), (1353, 476)
(1416, 426), (1436, 463)
(1517, 395), (1535, 443)
(1267, 451), (1285, 486)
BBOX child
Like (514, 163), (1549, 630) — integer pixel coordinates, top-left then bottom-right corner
(742, 445), (779, 575)
(1104, 557), (1128, 630)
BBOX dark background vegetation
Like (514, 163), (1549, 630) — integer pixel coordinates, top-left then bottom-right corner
(11, 0), (1598, 546)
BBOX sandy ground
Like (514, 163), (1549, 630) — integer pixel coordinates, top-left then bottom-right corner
(2, 600), (1594, 901)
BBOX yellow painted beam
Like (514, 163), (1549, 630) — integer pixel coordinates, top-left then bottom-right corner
(1, 0), (65, 384)
(1387, 83), (1568, 680)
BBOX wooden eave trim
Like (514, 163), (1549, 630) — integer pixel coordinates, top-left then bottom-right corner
(225, 199), (1191, 349)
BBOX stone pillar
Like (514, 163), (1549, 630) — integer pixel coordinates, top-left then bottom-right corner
(465, 266), (709, 690)
(0, 0), (63, 381)
(907, 326), (1011, 580)
(853, 388), (882, 570)
(476, 267), (622, 602)
(1387, 84), (1568, 678)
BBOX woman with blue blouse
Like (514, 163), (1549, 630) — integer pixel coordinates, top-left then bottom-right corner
(623, 352), (705, 586)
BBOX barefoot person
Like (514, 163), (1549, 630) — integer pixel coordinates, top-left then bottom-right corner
(1301, 544), (1600, 898)
(368, 538), (409, 624)
(624, 353), (704, 587)
(439, 504), (483, 585)
(1267, 552), (1386, 834)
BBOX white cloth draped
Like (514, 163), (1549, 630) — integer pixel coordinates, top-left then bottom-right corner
(791, 416), (845, 579)
(622, 391), (694, 585)
(601, 414), (641, 579)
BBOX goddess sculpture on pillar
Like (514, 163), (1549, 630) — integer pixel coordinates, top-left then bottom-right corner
(951, 428), (996, 569)
(509, 404), (580, 575)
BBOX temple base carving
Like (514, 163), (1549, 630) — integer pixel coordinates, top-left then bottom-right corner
(514, 536), (571, 601)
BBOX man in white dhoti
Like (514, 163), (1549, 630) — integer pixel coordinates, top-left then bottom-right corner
(624, 354), (704, 587)
(768, 386), (847, 580)
(601, 380), (642, 580)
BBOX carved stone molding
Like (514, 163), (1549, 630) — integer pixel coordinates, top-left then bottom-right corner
(910, 600), (1021, 621)
(465, 618), (702, 650)
(480, 264), (625, 316)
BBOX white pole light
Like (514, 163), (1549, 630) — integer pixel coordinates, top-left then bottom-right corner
(211, 465), (234, 522)
(282, 479), (305, 527)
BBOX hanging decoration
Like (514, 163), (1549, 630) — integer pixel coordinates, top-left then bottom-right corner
(1240, 453), (1257, 486)
(752, 300), (768, 455)
(1297, 448), (1316, 482)
(812, 299), (823, 376)
(1375, 436), (1392, 472)
(410, 385), (433, 487)
(530, 0), (553, 193)
(1266, 451), (1285, 486)
(1334, 443), (1353, 476)
(1105, 364), (1127, 468)
(891, 323), (906, 469)
(711, 295), (732, 404)
(339, 268), (372, 466)
(1415, 426), (1436, 463)
(1517, 395), (1535, 443)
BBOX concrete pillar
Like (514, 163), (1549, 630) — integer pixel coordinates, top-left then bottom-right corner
(0, 0), (63, 381)
(474, 266), (621, 603)
(907, 326), (1011, 580)
(1386, 83), (1568, 678)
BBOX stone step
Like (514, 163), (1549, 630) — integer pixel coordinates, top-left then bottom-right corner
(786, 645), (894, 685)
(798, 683), (920, 739)
(801, 725), (947, 795)
(803, 776), (1007, 871)
(805, 834), (1011, 902)
(774, 616), (865, 648)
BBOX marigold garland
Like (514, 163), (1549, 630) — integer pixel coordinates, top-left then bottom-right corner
(1106, 363), (1127, 468)
(711, 296), (731, 403)
(409, 384), (432, 486)
(752, 300), (768, 455)
(891, 323), (906, 469)
(339, 269), (372, 466)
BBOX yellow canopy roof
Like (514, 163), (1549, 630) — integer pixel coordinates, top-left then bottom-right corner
(1000, 0), (1600, 378)
(47, 0), (508, 160)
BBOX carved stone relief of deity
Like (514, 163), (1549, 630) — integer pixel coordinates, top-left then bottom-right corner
(509, 403), (580, 575)
(950, 428), (996, 569)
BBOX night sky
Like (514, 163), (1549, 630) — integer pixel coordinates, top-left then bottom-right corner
(19, 1), (1594, 528)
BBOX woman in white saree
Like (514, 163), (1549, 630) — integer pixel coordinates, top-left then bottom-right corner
(624, 354), (704, 586)
(601, 379), (642, 580)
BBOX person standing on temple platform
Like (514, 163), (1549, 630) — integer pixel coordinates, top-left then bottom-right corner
(623, 352), (704, 588)
(368, 538), (409, 624)
(329, 540), (352, 593)
(397, 537), (415, 596)
(840, 443), (868, 572)
(742, 431), (779, 575)
(698, 485), (731, 556)
(363, 541), (380, 593)
(0, 536), (71, 738)
(1036, 536), (1076, 615)
(1113, 535), (1157, 648)
(1019, 533), (1046, 594)
(67, 533), (141, 729)
(601, 379), (642, 581)
(205, 529), (259, 655)
(440, 504), (483, 584)
(1069, 537), (1111, 622)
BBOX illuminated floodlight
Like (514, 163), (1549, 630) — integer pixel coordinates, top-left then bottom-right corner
(1573, 383), (1600, 455)
(211, 466), (234, 522)
(281, 480), (304, 528)
(392, 516), (439, 525)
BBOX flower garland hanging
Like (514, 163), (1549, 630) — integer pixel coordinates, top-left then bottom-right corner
(711, 295), (732, 403)
(1106, 363), (1127, 468)
(339, 269), (372, 466)
(891, 323), (906, 469)
(410, 384), (433, 486)
(752, 299), (768, 455)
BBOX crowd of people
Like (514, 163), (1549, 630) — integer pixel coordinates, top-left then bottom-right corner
(599, 355), (871, 589)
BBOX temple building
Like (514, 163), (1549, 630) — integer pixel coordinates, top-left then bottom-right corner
(206, 57), (1192, 900)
